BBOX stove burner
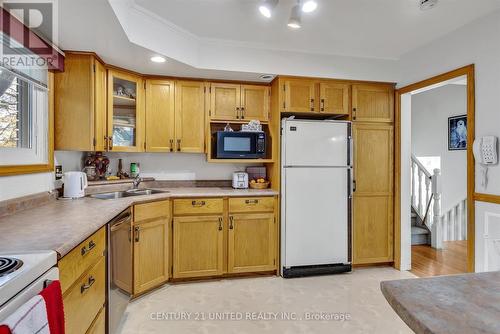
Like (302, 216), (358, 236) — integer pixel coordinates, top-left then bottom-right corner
(0, 257), (23, 277)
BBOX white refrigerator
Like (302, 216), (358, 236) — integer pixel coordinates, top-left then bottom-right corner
(281, 119), (353, 278)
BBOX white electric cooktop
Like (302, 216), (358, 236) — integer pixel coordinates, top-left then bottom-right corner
(0, 250), (57, 306)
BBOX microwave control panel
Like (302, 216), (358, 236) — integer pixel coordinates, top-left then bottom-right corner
(256, 133), (266, 153)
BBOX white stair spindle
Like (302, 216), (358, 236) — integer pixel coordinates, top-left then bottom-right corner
(411, 162), (416, 208)
(457, 202), (463, 241)
(418, 169), (424, 216)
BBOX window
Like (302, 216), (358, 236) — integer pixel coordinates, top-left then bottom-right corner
(0, 66), (49, 167)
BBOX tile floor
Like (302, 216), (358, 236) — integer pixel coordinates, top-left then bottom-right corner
(119, 267), (415, 334)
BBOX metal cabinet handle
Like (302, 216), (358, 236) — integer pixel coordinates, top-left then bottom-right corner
(191, 200), (206, 207)
(311, 98), (315, 112)
(108, 136), (113, 150)
(134, 226), (140, 242)
(352, 108), (357, 120)
(177, 139), (181, 152)
(104, 136), (108, 150)
(80, 275), (95, 294)
(81, 240), (96, 256)
(241, 107), (245, 119)
(218, 217), (223, 231)
(245, 199), (259, 205)
(229, 216), (234, 230)
(320, 99), (325, 112)
(236, 107), (240, 119)
(170, 139), (174, 152)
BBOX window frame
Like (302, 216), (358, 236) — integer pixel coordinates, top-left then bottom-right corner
(0, 72), (54, 176)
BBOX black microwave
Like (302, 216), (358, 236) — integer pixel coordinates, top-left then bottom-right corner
(215, 131), (266, 159)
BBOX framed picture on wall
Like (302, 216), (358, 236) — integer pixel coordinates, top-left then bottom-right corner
(448, 115), (467, 150)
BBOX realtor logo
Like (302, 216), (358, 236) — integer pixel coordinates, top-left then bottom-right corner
(0, 0), (59, 70)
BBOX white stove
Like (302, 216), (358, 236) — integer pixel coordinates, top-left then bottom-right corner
(0, 250), (57, 321)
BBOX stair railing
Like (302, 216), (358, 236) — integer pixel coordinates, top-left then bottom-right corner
(411, 155), (434, 222)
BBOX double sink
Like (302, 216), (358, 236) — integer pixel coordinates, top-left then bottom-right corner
(90, 188), (168, 200)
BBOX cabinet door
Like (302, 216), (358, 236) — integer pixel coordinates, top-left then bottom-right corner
(107, 70), (145, 152)
(93, 59), (107, 151)
(353, 124), (394, 264)
(210, 83), (240, 120)
(228, 213), (276, 273)
(319, 82), (349, 115)
(175, 81), (205, 153)
(240, 85), (269, 121)
(283, 79), (316, 113)
(173, 216), (224, 278)
(352, 84), (393, 122)
(133, 218), (169, 294)
(145, 80), (175, 152)
(54, 53), (96, 151)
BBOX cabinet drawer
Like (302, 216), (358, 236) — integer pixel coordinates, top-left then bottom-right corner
(64, 256), (105, 334)
(134, 200), (170, 222)
(86, 307), (105, 334)
(229, 197), (274, 213)
(174, 198), (223, 215)
(59, 227), (105, 294)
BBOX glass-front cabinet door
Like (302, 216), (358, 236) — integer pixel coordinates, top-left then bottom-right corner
(107, 70), (145, 152)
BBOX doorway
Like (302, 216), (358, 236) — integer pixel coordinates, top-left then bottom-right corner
(394, 65), (475, 274)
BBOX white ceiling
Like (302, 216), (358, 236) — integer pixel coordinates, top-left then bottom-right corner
(57, 0), (500, 82)
(134, 0), (500, 59)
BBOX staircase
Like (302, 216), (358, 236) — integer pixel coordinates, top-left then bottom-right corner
(411, 155), (467, 249)
(411, 209), (430, 245)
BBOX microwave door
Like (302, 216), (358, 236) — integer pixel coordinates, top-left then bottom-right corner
(217, 132), (258, 158)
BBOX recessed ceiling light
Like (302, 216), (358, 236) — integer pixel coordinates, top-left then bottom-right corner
(150, 56), (166, 63)
(301, 0), (317, 13)
(260, 74), (274, 80)
(419, 0), (438, 11)
(288, 5), (302, 29)
(259, 0), (278, 18)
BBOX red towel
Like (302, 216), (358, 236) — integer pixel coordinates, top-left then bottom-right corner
(0, 325), (11, 334)
(39, 281), (65, 334)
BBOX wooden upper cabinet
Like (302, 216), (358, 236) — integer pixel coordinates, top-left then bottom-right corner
(145, 80), (175, 152)
(352, 84), (394, 122)
(173, 215), (224, 278)
(283, 79), (316, 113)
(319, 82), (349, 115)
(107, 69), (145, 152)
(54, 53), (106, 151)
(240, 85), (269, 121)
(175, 81), (205, 153)
(228, 213), (276, 273)
(210, 83), (241, 120)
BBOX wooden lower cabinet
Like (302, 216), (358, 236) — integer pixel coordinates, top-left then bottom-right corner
(133, 218), (169, 294)
(172, 215), (224, 278)
(86, 307), (105, 334)
(353, 195), (393, 264)
(228, 213), (275, 273)
(63, 256), (106, 334)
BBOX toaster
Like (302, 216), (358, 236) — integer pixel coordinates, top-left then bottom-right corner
(232, 172), (249, 189)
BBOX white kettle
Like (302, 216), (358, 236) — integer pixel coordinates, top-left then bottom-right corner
(63, 171), (88, 198)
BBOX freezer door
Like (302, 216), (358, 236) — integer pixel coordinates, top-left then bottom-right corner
(283, 120), (349, 167)
(282, 167), (349, 267)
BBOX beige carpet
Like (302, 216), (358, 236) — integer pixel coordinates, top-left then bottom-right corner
(119, 267), (415, 334)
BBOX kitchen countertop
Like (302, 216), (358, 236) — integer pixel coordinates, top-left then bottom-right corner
(381, 271), (500, 334)
(0, 187), (277, 258)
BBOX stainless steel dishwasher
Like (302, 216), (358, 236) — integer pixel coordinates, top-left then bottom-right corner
(107, 208), (132, 334)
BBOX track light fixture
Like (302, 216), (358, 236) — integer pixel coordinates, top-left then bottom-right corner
(259, 0), (279, 18)
(287, 5), (302, 29)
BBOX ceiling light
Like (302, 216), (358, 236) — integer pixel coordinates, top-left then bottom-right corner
(301, 0), (317, 13)
(287, 5), (301, 29)
(259, 0), (278, 18)
(260, 74), (274, 81)
(150, 56), (166, 63)
(419, 0), (438, 11)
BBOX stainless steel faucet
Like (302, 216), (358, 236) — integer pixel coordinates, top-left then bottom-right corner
(132, 174), (142, 189)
